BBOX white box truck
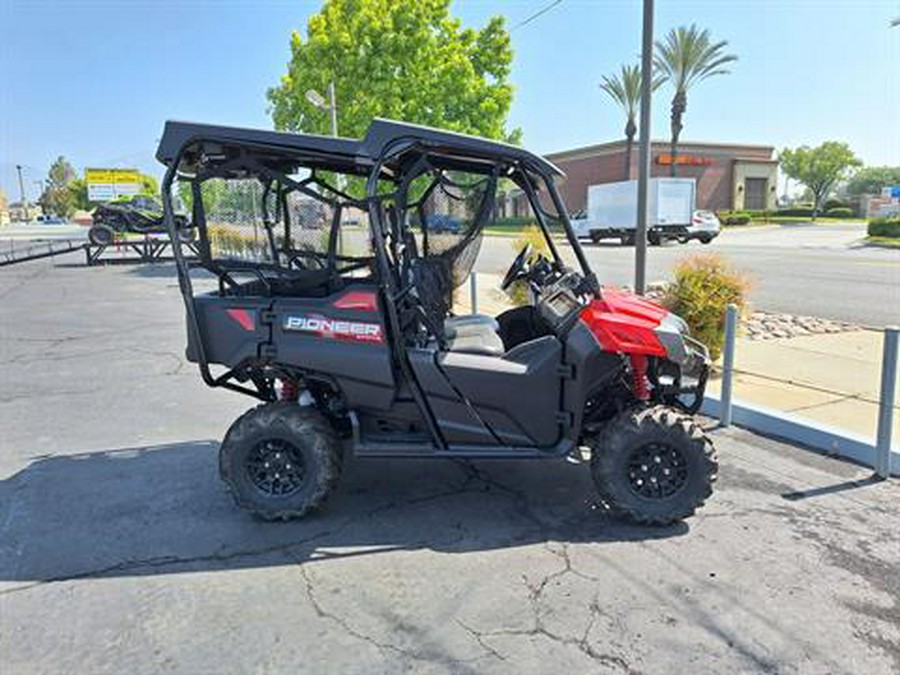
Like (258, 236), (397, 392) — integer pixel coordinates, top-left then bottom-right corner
(571, 178), (713, 245)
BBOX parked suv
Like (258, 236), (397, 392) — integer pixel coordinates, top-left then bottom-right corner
(681, 210), (721, 244)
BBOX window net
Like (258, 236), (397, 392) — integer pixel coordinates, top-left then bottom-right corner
(192, 178), (335, 266)
(404, 170), (496, 337)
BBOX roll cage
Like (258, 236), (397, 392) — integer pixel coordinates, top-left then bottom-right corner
(157, 118), (598, 401)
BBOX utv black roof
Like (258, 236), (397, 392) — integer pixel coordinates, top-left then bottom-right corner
(155, 118), (561, 177)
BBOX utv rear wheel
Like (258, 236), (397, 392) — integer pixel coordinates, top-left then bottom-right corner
(589, 406), (716, 525)
(219, 402), (342, 521)
(88, 224), (115, 245)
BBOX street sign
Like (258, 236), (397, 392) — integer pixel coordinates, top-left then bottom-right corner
(85, 168), (142, 201)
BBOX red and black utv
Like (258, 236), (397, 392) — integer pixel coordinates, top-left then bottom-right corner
(155, 119), (715, 524)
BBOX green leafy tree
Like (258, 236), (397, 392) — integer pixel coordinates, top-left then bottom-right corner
(844, 166), (900, 196)
(654, 25), (737, 176)
(599, 64), (663, 180)
(67, 178), (90, 211)
(267, 0), (519, 144)
(40, 156), (78, 217)
(779, 142), (862, 218)
(139, 174), (159, 197)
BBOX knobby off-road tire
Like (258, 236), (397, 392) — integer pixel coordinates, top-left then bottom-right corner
(589, 405), (717, 525)
(219, 402), (342, 521)
(88, 224), (115, 245)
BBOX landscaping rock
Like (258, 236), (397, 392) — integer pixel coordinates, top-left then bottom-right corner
(743, 310), (861, 340)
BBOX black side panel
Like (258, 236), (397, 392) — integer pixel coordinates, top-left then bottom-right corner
(439, 336), (562, 447)
(408, 349), (498, 445)
(188, 293), (269, 366)
(563, 321), (626, 434)
(271, 287), (395, 411)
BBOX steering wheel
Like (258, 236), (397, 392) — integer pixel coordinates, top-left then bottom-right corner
(501, 243), (532, 290)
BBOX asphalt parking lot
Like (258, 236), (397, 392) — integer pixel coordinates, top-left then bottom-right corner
(1, 260), (899, 674)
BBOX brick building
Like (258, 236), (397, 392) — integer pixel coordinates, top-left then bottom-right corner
(538, 139), (778, 214)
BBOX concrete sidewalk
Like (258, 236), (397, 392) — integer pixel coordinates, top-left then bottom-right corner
(706, 330), (899, 446)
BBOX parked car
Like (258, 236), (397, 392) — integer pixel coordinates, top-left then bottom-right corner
(680, 210), (721, 244)
(34, 214), (67, 224)
(425, 213), (461, 234)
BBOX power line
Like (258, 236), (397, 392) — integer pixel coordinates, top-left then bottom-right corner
(511, 0), (564, 31)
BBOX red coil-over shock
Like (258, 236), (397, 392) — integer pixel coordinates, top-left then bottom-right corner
(278, 378), (299, 402)
(629, 354), (650, 401)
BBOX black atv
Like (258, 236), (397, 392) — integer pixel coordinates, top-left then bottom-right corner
(89, 195), (192, 245)
(155, 119), (716, 525)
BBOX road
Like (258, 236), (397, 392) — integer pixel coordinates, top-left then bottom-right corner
(475, 222), (900, 327)
(2, 221), (897, 326)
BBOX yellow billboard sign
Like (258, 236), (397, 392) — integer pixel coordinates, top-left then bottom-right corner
(85, 168), (141, 185)
(85, 168), (143, 201)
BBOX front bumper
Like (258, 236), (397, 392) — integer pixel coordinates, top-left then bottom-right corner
(650, 334), (710, 414)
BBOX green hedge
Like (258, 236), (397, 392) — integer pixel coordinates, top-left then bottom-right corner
(491, 216), (537, 228)
(776, 207), (814, 217)
(825, 207), (854, 218)
(868, 217), (900, 238)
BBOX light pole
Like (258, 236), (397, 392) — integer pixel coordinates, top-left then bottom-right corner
(306, 81), (338, 137)
(306, 81), (342, 250)
(634, 0), (654, 295)
(15, 164), (29, 222)
(33, 180), (45, 215)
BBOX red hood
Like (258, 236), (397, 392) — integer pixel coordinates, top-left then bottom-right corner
(592, 286), (669, 324)
(579, 286), (669, 357)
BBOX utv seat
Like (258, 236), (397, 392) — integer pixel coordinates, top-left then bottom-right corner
(444, 314), (499, 337)
(443, 316), (505, 357)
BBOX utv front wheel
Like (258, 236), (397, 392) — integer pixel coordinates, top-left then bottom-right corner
(589, 406), (716, 525)
(219, 402), (342, 520)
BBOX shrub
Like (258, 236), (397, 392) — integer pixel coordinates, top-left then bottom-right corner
(825, 207), (854, 218)
(717, 211), (750, 225)
(823, 198), (849, 211)
(868, 217), (900, 238)
(506, 224), (550, 306)
(775, 207), (814, 217)
(661, 254), (750, 362)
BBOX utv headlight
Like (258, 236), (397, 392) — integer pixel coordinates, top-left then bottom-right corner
(654, 312), (709, 368)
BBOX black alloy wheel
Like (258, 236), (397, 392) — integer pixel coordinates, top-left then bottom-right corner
(246, 439), (307, 496)
(626, 442), (688, 499)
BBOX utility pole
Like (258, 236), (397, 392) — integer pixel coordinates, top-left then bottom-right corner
(15, 164), (29, 222)
(634, 0), (654, 295)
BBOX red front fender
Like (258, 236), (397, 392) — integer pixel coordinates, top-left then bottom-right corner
(579, 287), (668, 357)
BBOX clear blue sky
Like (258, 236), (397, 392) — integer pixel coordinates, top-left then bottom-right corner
(1, 0), (898, 202)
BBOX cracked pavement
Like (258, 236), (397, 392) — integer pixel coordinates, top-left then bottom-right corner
(1, 260), (898, 674)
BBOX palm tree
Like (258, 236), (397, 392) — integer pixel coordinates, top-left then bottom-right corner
(600, 64), (662, 179)
(654, 24), (737, 176)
